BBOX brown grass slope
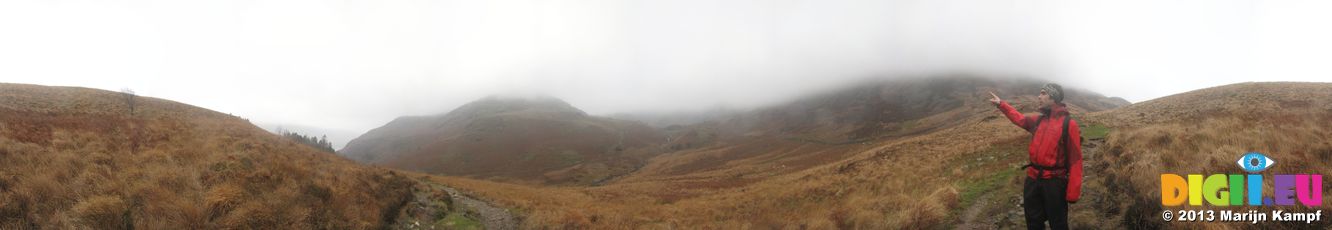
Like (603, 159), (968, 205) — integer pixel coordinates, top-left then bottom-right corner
(341, 96), (665, 185)
(0, 83), (417, 229)
(1073, 82), (1332, 229)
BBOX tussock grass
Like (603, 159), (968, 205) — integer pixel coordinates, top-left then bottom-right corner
(1070, 82), (1332, 229)
(0, 83), (416, 229)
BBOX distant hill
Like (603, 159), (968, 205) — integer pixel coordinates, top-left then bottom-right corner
(341, 96), (665, 185)
(0, 83), (428, 228)
(608, 106), (744, 128)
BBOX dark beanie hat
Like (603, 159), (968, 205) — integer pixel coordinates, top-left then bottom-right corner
(1042, 83), (1064, 103)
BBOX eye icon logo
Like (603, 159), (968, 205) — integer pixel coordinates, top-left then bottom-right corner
(1237, 152), (1274, 173)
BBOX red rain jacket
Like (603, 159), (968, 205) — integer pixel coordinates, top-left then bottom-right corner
(997, 101), (1083, 203)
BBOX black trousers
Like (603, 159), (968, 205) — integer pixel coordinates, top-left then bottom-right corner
(1023, 177), (1069, 230)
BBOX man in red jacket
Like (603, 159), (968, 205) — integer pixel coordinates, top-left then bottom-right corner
(989, 83), (1082, 230)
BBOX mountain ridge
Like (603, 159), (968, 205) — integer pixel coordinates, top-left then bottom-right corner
(340, 95), (664, 185)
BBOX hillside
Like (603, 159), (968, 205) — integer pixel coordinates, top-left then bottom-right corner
(1068, 82), (1332, 229)
(341, 96), (665, 185)
(0, 83), (483, 229)
(430, 81), (1329, 228)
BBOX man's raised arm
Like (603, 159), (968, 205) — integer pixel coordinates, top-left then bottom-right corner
(990, 92), (1034, 131)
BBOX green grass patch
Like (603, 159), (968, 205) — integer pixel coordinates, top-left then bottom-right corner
(434, 212), (483, 230)
(1081, 123), (1111, 140)
(955, 143), (1026, 205)
(957, 169), (1018, 208)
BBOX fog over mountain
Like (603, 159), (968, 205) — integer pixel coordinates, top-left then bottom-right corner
(2, 0), (1329, 139)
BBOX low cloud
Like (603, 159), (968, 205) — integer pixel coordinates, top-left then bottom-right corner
(1, 0), (1329, 148)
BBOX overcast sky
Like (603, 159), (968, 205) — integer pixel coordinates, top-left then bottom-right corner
(2, 0), (1329, 149)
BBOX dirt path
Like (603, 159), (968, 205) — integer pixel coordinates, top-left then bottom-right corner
(392, 179), (519, 230)
(955, 138), (1108, 229)
(957, 192), (998, 229)
(439, 185), (518, 230)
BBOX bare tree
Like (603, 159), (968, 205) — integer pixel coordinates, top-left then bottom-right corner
(120, 88), (136, 116)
